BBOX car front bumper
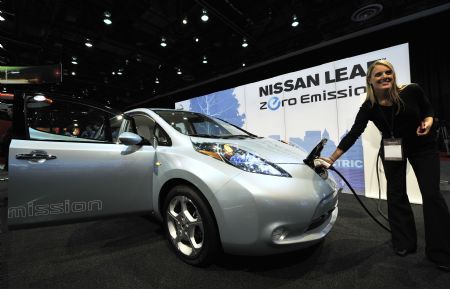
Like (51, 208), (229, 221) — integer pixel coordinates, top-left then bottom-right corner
(213, 164), (339, 255)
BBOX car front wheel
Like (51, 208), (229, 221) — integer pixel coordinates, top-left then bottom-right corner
(163, 185), (219, 266)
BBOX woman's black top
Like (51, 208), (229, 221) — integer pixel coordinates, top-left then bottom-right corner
(338, 83), (436, 155)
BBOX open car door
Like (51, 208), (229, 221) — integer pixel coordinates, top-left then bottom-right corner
(7, 93), (155, 228)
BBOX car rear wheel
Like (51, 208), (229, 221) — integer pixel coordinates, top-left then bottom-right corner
(163, 185), (219, 266)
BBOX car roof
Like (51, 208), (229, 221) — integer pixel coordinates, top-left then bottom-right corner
(19, 91), (123, 116)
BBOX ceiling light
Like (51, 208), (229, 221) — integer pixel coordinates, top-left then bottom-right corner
(160, 37), (167, 47)
(201, 9), (209, 22)
(85, 38), (93, 47)
(291, 14), (299, 27)
(33, 95), (46, 101)
(103, 11), (112, 25)
(194, 37), (199, 43)
(182, 17), (188, 25)
(112, 71), (116, 75)
(177, 68), (182, 75)
(117, 69), (123, 75)
(0, 11), (5, 22)
(0, 43), (4, 49)
(242, 62), (246, 67)
(202, 56), (208, 64)
(242, 38), (248, 48)
(71, 71), (76, 75)
(71, 56), (78, 65)
(155, 77), (159, 84)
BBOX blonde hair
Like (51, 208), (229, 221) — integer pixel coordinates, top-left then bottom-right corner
(365, 59), (404, 114)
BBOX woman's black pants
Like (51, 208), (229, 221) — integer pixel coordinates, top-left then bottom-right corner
(382, 149), (450, 264)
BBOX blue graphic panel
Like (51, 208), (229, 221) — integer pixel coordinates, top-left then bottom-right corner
(188, 88), (246, 127)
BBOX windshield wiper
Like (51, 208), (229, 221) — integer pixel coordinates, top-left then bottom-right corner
(220, 134), (255, 139)
(189, 133), (222, 138)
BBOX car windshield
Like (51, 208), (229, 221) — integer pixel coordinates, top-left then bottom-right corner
(153, 110), (257, 138)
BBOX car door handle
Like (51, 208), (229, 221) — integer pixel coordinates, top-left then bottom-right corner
(16, 150), (57, 161)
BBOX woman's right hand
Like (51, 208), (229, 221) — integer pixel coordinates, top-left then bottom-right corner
(316, 157), (334, 168)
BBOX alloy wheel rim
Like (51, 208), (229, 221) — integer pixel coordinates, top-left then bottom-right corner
(166, 195), (204, 257)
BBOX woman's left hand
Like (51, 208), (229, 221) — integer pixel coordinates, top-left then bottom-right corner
(417, 117), (433, 136)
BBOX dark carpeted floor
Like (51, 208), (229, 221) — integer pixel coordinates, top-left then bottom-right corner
(1, 161), (449, 289)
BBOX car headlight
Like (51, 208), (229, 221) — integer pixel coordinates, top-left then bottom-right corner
(193, 142), (291, 177)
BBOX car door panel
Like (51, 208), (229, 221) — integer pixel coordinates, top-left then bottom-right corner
(8, 139), (155, 226)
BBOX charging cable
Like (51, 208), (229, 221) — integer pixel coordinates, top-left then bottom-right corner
(305, 139), (391, 233)
(375, 149), (389, 221)
(328, 164), (391, 233)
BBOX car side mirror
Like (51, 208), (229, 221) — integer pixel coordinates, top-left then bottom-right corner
(119, 132), (143, 145)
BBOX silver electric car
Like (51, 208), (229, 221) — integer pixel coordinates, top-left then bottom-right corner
(4, 93), (339, 266)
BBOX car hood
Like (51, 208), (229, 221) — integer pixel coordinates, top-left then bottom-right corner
(191, 137), (307, 164)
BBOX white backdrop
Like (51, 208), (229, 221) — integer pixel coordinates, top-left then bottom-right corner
(176, 43), (423, 204)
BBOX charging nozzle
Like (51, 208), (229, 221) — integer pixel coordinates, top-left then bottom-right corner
(303, 138), (327, 167)
(304, 138), (329, 179)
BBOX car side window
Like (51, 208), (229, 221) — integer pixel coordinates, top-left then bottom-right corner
(25, 97), (121, 143)
(154, 124), (171, 146)
(131, 114), (156, 144)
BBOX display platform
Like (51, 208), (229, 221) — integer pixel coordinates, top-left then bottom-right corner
(0, 163), (449, 289)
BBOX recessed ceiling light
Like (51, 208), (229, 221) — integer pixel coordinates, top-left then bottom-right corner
(194, 37), (199, 43)
(0, 11), (5, 22)
(202, 56), (208, 64)
(103, 11), (112, 25)
(160, 37), (167, 47)
(155, 77), (159, 84)
(85, 38), (93, 47)
(201, 9), (209, 22)
(291, 15), (299, 27)
(177, 68), (182, 75)
(242, 38), (248, 48)
(71, 56), (78, 65)
(182, 17), (188, 25)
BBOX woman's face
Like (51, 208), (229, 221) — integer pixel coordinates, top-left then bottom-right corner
(369, 64), (394, 93)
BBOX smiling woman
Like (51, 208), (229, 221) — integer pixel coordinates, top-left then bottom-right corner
(320, 59), (450, 272)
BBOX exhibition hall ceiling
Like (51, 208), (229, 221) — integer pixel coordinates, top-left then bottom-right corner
(0, 0), (448, 107)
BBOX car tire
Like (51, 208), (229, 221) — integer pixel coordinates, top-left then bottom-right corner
(162, 184), (220, 266)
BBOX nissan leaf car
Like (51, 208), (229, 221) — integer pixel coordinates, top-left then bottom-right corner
(3, 93), (340, 266)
